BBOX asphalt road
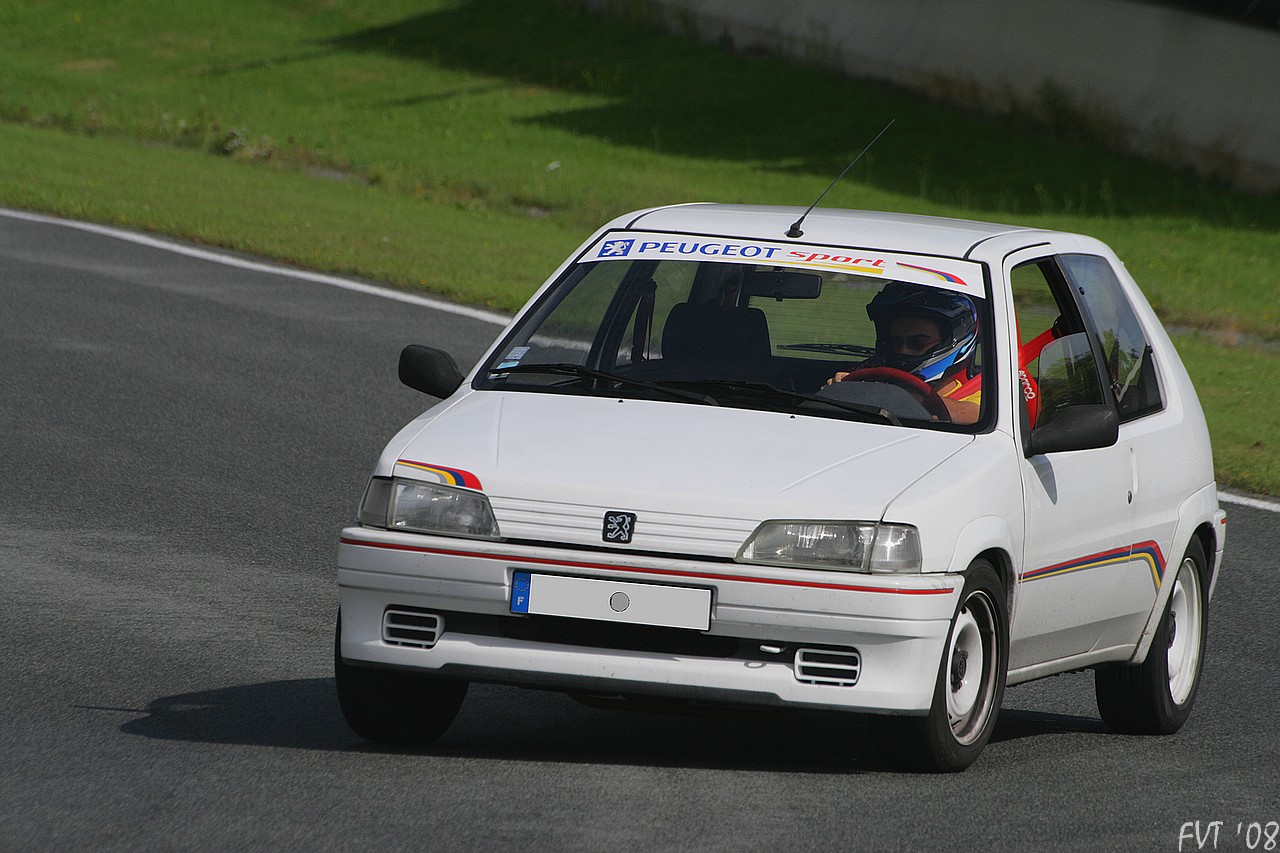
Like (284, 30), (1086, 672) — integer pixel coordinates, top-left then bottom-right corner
(2, 210), (1277, 851)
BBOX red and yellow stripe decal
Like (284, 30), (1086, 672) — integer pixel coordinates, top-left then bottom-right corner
(394, 460), (483, 490)
(896, 262), (969, 287)
(1023, 541), (1166, 588)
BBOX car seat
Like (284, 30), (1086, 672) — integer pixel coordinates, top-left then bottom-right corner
(658, 303), (773, 380)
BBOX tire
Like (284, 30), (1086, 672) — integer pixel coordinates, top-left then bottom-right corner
(1095, 538), (1208, 735)
(873, 562), (1009, 772)
(334, 615), (468, 746)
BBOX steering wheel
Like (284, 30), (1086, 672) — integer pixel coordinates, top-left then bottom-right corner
(841, 367), (951, 421)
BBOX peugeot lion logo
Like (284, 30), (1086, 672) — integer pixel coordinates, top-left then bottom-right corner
(602, 511), (637, 544)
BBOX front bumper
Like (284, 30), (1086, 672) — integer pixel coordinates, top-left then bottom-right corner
(337, 527), (963, 714)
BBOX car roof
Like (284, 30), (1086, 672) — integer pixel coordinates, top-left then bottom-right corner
(621, 203), (1049, 259)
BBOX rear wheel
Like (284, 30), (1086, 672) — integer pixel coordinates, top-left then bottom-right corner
(874, 562), (1008, 772)
(334, 615), (468, 746)
(1095, 538), (1207, 734)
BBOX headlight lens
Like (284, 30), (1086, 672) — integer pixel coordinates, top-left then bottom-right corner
(736, 521), (921, 573)
(359, 477), (501, 540)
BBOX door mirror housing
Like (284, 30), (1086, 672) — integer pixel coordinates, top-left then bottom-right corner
(1025, 404), (1119, 457)
(399, 345), (464, 398)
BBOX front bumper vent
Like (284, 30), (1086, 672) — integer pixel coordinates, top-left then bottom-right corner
(794, 647), (861, 686)
(383, 608), (443, 649)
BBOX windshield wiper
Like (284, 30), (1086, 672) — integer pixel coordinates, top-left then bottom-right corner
(668, 380), (900, 425)
(777, 343), (877, 357)
(488, 363), (719, 406)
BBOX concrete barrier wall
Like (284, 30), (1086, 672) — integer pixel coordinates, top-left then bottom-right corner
(586, 0), (1280, 192)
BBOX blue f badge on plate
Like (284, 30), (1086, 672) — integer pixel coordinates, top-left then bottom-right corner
(602, 511), (637, 544)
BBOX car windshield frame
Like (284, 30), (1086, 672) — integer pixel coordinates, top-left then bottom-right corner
(474, 230), (995, 431)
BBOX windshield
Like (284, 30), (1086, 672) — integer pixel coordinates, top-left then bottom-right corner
(477, 231), (991, 429)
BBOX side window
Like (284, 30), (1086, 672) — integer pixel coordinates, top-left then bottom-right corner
(1035, 332), (1107, 426)
(1060, 254), (1164, 421)
(1009, 259), (1106, 428)
(619, 261), (698, 366)
(1010, 261), (1064, 368)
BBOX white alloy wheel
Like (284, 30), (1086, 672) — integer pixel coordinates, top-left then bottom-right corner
(946, 590), (999, 745)
(1094, 537), (1209, 735)
(873, 563), (1007, 772)
(947, 606), (983, 731)
(1166, 557), (1204, 706)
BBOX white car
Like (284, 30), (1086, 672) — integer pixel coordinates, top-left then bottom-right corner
(335, 204), (1226, 771)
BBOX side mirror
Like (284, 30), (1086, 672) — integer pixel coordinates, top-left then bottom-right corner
(398, 345), (464, 398)
(1024, 404), (1118, 457)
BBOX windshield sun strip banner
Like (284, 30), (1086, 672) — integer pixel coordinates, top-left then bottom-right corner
(582, 231), (983, 296)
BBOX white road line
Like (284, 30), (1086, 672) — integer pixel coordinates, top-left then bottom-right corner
(1219, 491), (1280, 513)
(0, 207), (511, 326)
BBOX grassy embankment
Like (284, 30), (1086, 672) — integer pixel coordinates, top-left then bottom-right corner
(1, 0), (1276, 492)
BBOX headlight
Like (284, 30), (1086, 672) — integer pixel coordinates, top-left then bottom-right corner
(359, 477), (501, 540)
(736, 521), (921, 574)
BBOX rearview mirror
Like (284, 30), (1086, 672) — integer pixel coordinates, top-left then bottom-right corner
(741, 270), (822, 300)
(399, 345), (464, 398)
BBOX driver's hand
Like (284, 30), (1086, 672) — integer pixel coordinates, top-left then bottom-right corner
(824, 371), (851, 387)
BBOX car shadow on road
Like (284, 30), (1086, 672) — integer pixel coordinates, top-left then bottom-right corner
(118, 677), (354, 752)
(118, 677), (1110, 773)
(118, 677), (875, 772)
(991, 709), (1110, 742)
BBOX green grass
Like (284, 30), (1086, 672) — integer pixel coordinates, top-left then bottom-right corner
(1175, 335), (1280, 496)
(1, 0), (1277, 493)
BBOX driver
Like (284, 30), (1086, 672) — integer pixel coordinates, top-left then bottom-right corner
(827, 282), (981, 424)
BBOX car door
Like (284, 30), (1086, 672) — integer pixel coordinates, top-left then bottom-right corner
(1006, 252), (1138, 670)
(1058, 252), (1173, 652)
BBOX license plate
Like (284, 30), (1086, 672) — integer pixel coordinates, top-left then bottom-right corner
(510, 571), (711, 631)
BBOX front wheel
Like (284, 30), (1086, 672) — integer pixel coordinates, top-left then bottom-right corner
(873, 562), (1008, 772)
(1095, 538), (1208, 734)
(334, 615), (468, 746)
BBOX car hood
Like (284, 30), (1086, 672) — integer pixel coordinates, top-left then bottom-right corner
(380, 391), (973, 557)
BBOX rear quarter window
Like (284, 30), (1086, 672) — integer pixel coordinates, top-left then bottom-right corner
(1061, 254), (1164, 422)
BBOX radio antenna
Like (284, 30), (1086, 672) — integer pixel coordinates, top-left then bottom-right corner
(785, 119), (895, 239)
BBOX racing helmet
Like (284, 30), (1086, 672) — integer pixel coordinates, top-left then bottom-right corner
(865, 281), (979, 382)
